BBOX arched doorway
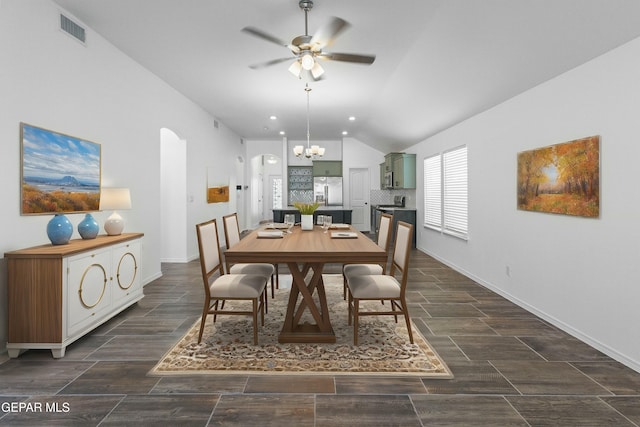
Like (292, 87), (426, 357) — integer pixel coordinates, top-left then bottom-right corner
(160, 128), (187, 262)
(248, 154), (282, 228)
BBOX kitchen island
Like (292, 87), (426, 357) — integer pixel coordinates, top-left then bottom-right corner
(273, 208), (352, 224)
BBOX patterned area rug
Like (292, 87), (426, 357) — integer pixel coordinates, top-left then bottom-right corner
(150, 275), (452, 377)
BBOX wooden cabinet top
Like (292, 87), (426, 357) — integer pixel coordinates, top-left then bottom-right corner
(4, 233), (144, 259)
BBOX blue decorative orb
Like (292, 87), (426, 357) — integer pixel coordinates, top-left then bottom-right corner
(78, 213), (99, 239)
(46, 214), (73, 245)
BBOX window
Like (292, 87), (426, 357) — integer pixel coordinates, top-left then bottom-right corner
(271, 177), (283, 209)
(424, 146), (468, 239)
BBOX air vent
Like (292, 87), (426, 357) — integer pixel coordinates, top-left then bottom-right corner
(60, 14), (86, 44)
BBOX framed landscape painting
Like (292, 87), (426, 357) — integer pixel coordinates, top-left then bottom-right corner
(517, 135), (599, 218)
(21, 123), (101, 215)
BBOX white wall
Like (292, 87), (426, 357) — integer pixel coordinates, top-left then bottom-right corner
(412, 36), (640, 372)
(0, 0), (243, 354)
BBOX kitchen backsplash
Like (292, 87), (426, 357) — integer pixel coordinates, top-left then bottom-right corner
(370, 189), (416, 207)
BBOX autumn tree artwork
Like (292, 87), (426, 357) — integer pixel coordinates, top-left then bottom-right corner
(517, 135), (599, 218)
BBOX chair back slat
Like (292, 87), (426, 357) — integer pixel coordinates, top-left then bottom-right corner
(196, 219), (224, 295)
(377, 213), (393, 251)
(223, 213), (241, 248)
(390, 221), (413, 293)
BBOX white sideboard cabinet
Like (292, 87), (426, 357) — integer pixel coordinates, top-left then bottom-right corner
(5, 233), (144, 358)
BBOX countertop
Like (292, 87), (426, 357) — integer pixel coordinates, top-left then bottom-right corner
(373, 206), (416, 211)
(276, 207), (352, 211)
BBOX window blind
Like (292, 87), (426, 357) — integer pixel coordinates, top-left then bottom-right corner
(443, 146), (468, 237)
(423, 146), (468, 239)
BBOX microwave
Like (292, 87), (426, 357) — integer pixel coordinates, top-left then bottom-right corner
(384, 171), (393, 188)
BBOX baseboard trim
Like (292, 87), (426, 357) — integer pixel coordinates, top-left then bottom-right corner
(142, 271), (163, 286)
(417, 245), (640, 374)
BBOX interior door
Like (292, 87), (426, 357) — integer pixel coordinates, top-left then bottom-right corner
(349, 168), (370, 231)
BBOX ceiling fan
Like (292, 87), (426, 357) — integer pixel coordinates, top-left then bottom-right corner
(242, 0), (376, 80)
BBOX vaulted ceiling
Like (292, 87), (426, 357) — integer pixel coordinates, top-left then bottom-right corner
(53, 0), (640, 153)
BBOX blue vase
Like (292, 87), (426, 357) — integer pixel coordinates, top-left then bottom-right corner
(47, 214), (73, 245)
(78, 213), (99, 239)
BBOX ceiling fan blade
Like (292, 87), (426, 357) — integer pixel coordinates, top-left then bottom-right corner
(249, 57), (295, 70)
(310, 17), (350, 50)
(319, 52), (376, 65)
(242, 26), (289, 48)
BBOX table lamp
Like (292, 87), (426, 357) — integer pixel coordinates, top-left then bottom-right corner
(99, 188), (131, 235)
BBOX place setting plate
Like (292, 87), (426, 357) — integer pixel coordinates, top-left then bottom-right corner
(257, 230), (285, 238)
(264, 223), (290, 230)
(330, 231), (358, 239)
(329, 223), (351, 229)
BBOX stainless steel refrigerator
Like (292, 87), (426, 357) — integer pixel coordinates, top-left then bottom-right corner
(313, 177), (343, 206)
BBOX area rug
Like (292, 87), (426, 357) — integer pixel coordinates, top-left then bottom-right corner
(150, 275), (452, 377)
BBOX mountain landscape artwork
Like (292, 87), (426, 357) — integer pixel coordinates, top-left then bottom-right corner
(21, 123), (101, 214)
(517, 135), (600, 218)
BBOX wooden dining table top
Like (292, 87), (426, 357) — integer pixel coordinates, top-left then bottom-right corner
(224, 225), (387, 265)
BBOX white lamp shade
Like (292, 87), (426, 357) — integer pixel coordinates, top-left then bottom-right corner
(293, 145), (304, 156)
(311, 61), (324, 79)
(288, 60), (302, 77)
(99, 188), (132, 210)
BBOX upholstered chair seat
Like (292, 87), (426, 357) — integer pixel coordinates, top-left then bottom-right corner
(342, 212), (393, 299)
(346, 220), (414, 346)
(196, 219), (267, 345)
(343, 263), (383, 279)
(229, 263), (275, 278)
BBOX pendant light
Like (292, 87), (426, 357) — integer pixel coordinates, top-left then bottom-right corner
(293, 84), (325, 158)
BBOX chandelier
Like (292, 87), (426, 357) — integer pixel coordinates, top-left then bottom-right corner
(293, 84), (324, 158)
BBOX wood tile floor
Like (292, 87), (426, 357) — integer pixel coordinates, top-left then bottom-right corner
(1, 249), (640, 426)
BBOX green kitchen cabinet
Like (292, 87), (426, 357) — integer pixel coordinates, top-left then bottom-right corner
(312, 160), (342, 177)
(392, 153), (416, 189)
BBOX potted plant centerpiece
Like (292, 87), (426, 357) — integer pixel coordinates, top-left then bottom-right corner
(294, 202), (319, 230)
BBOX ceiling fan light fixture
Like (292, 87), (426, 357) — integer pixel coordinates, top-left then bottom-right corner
(311, 61), (324, 79)
(301, 52), (315, 70)
(288, 60), (302, 77)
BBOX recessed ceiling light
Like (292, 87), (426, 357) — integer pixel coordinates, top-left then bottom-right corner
(279, 131), (286, 135)
(342, 131), (348, 135)
(270, 115), (277, 120)
(348, 116), (356, 121)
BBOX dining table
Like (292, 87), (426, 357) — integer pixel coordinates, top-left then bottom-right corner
(224, 223), (387, 343)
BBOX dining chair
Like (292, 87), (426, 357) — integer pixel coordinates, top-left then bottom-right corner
(342, 212), (393, 299)
(195, 219), (267, 345)
(346, 220), (414, 346)
(222, 213), (277, 299)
